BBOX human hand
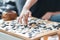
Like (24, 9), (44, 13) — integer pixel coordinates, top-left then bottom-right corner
(42, 12), (53, 20)
(18, 9), (32, 25)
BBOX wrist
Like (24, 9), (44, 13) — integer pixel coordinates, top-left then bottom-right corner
(23, 7), (30, 10)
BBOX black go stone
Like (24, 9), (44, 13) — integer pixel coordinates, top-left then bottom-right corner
(22, 32), (26, 34)
(29, 33), (32, 38)
(24, 25), (28, 28)
(46, 27), (52, 30)
(2, 24), (7, 28)
(53, 25), (58, 28)
(57, 24), (60, 28)
(11, 24), (16, 28)
(29, 22), (36, 26)
(34, 27), (39, 29)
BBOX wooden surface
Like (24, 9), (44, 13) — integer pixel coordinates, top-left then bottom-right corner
(0, 17), (60, 40)
(0, 28), (58, 40)
(57, 29), (60, 40)
(31, 30), (57, 40)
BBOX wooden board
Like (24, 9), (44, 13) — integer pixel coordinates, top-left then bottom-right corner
(0, 17), (60, 40)
(0, 29), (58, 40)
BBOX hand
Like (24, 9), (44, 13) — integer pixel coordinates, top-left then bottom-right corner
(18, 9), (32, 25)
(42, 12), (53, 20)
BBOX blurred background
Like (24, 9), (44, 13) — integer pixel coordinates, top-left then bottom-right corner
(0, 0), (17, 19)
(0, 0), (26, 19)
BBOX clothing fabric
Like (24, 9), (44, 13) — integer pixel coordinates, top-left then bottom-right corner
(30, 0), (60, 18)
(50, 14), (60, 22)
(15, 0), (26, 15)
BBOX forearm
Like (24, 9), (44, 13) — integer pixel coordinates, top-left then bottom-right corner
(45, 12), (60, 16)
(45, 12), (54, 16)
(23, 0), (38, 10)
(52, 12), (60, 15)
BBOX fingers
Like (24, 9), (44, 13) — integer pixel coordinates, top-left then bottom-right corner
(27, 10), (32, 17)
(23, 11), (29, 25)
(42, 13), (51, 20)
(42, 16), (49, 20)
(18, 14), (28, 25)
(18, 12), (28, 25)
(18, 15), (23, 24)
(18, 10), (32, 25)
(23, 14), (28, 25)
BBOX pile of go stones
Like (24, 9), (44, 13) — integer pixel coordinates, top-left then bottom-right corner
(0, 18), (60, 38)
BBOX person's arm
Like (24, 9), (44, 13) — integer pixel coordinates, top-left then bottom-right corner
(23, 0), (38, 10)
(42, 12), (54, 20)
(42, 12), (60, 20)
(52, 12), (60, 15)
(20, 0), (38, 16)
(18, 0), (38, 25)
